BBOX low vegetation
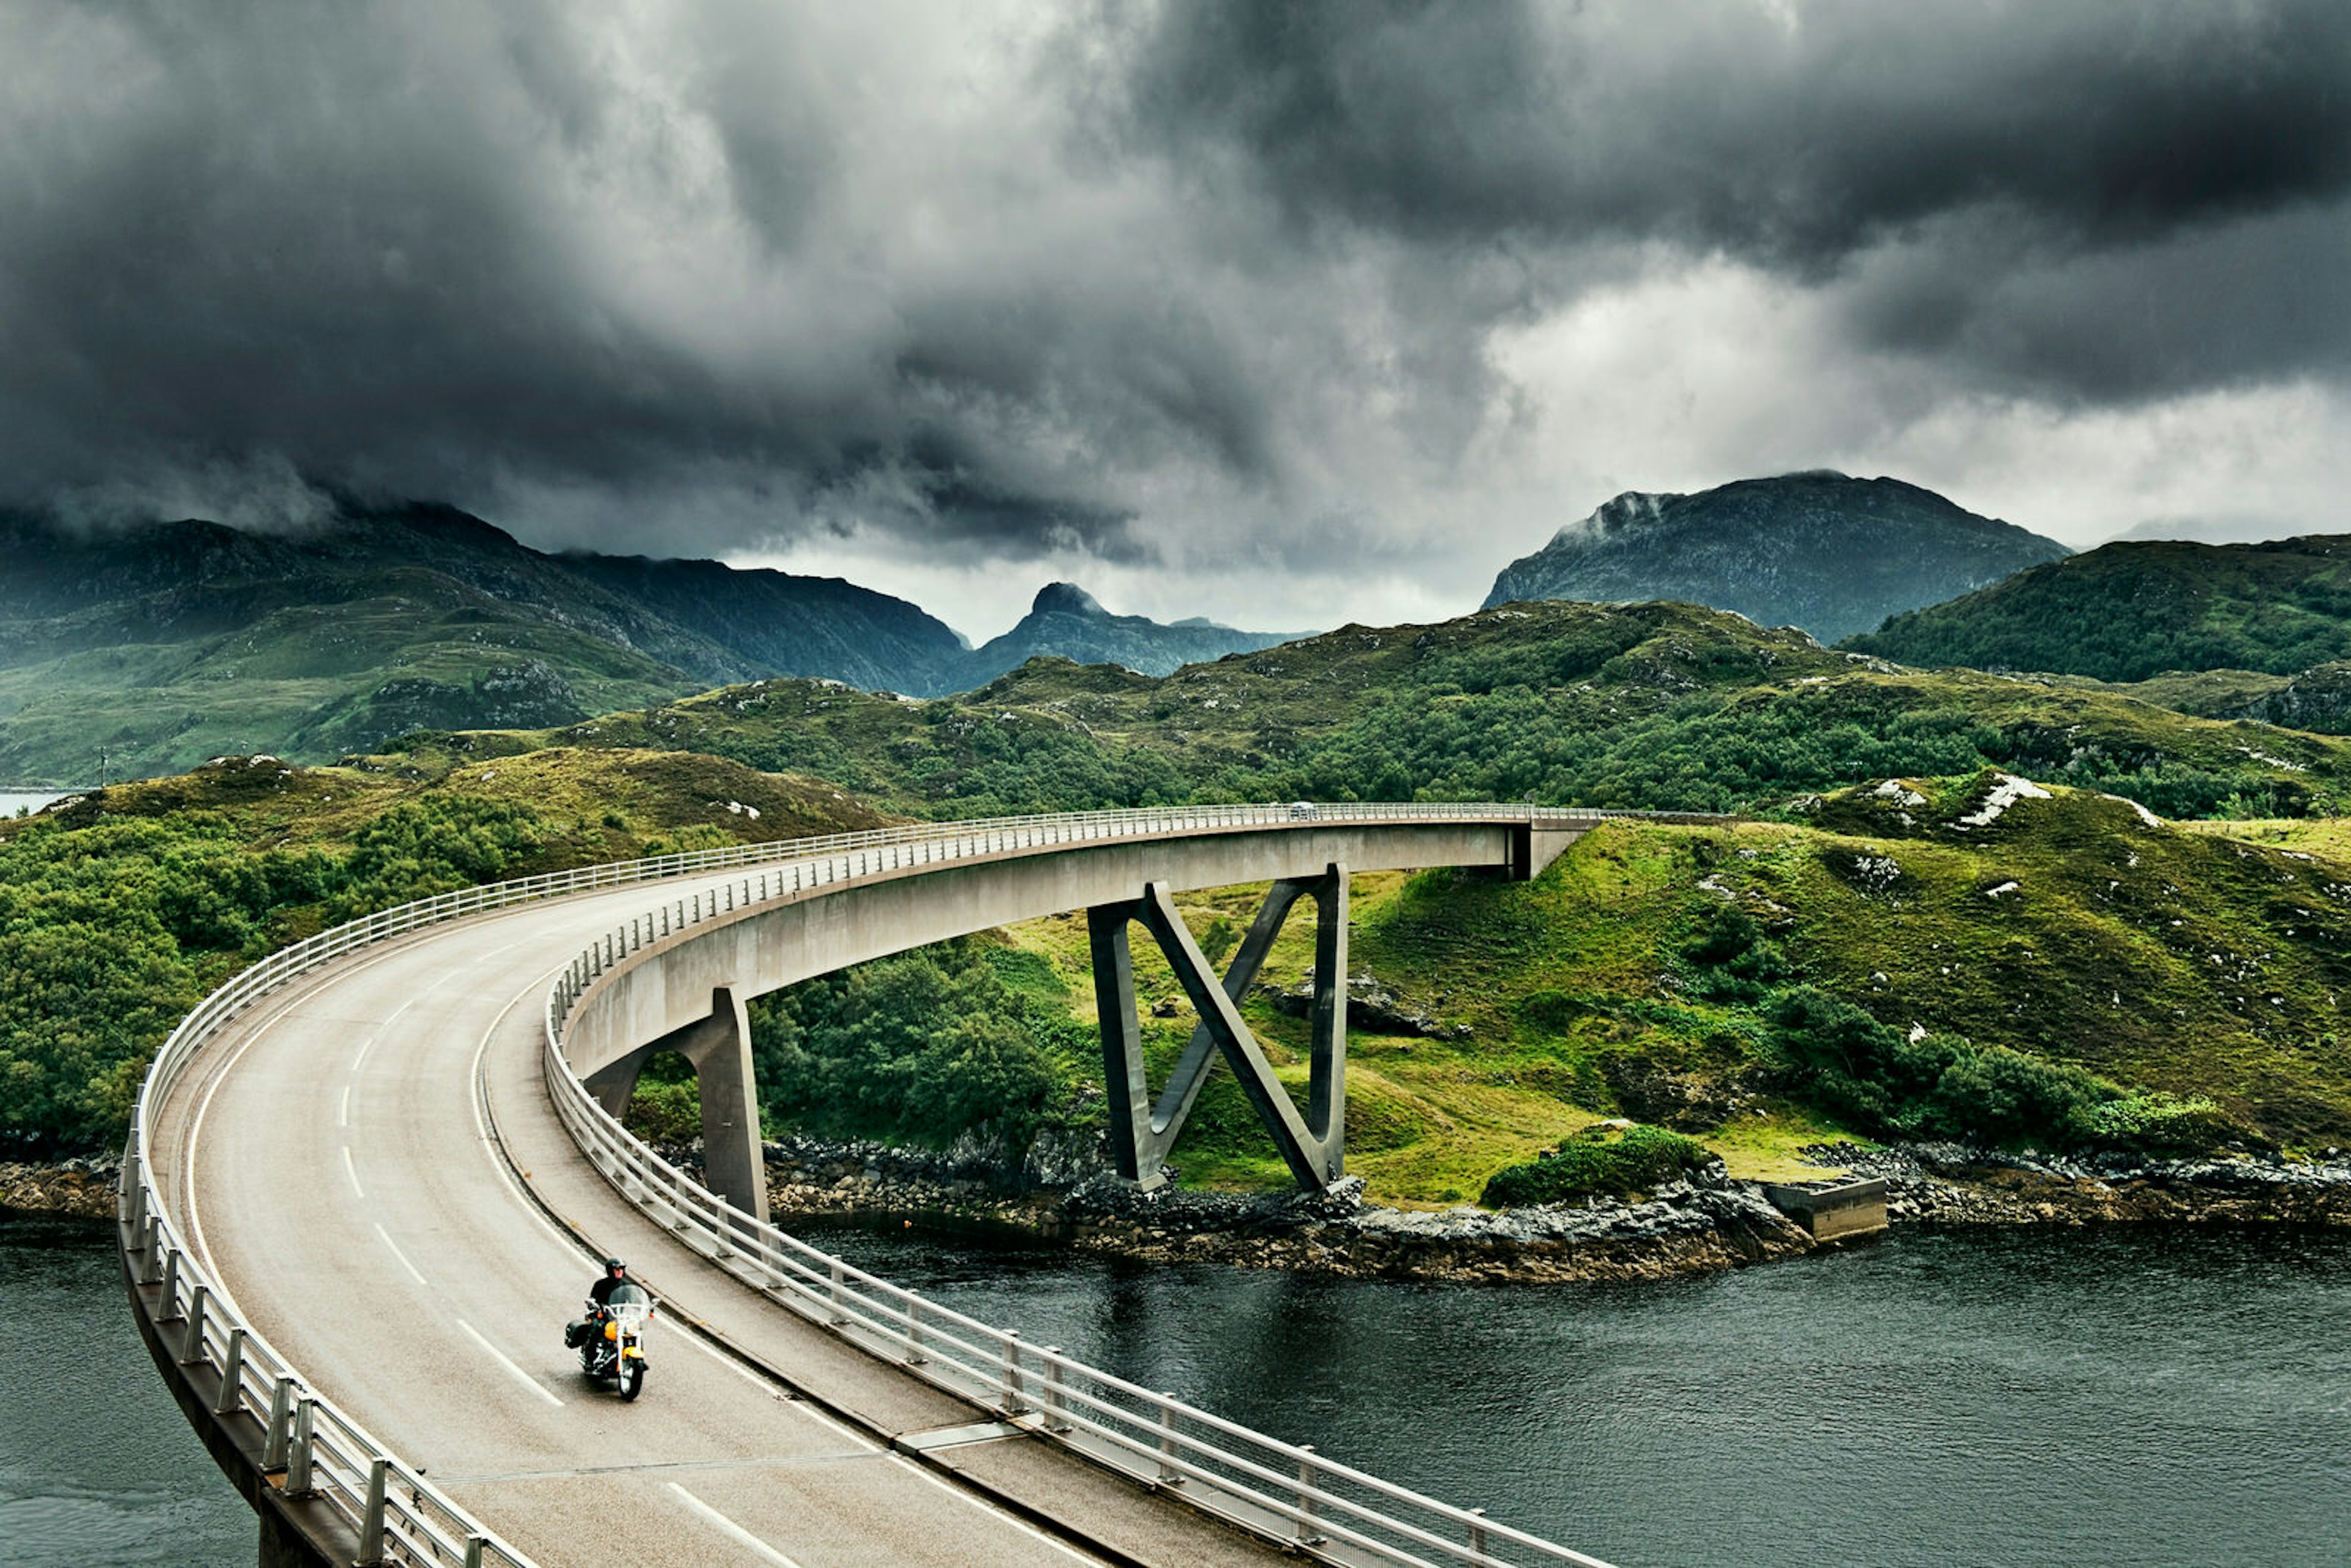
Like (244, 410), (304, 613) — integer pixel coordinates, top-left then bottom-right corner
(1481, 1123), (1715, 1207)
(0, 749), (885, 1152)
(439, 599), (2351, 822)
(1845, 535), (2351, 683)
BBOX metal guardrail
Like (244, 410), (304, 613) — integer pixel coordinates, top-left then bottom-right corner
(125, 800), (1673, 1566)
(541, 802), (1633, 1568)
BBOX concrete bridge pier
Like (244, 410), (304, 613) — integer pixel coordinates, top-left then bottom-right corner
(1090, 863), (1349, 1193)
(581, 985), (769, 1225)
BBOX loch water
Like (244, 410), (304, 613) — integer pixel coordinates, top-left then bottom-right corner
(10, 1214), (2350, 1567)
(810, 1220), (2351, 1568)
(0, 1216), (252, 1568)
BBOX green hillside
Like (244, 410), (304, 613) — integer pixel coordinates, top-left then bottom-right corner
(436, 599), (2351, 821)
(1845, 536), (2351, 682)
(0, 575), (700, 784)
(748, 775), (2351, 1204)
(0, 748), (887, 1150)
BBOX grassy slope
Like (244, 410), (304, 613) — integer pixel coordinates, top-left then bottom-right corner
(0, 747), (889, 1148)
(0, 576), (698, 784)
(986, 779), (2351, 1204)
(1844, 536), (2351, 681)
(437, 600), (2351, 822)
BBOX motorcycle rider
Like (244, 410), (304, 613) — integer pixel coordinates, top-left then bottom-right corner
(564, 1258), (632, 1349)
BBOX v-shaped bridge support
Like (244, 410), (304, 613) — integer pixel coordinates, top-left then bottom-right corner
(1089, 863), (1348, 1193)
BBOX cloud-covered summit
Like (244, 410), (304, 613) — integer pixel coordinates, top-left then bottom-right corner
(2, 1), (2344, 631)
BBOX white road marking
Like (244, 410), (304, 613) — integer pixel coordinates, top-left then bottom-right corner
(342, 1146), (365, 1199)
(349, 994), (423, 1073)
(373, 1223), (429, 1286)
(456, 1318), (566, 1409)
(666, 1483), (806, 1567)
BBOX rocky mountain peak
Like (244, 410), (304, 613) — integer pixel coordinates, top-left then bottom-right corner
(1487, 471), (2066, 643)
(1030, 582), (1108, 618)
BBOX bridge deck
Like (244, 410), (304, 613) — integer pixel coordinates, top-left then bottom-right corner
(149, 869), (1291, 1567)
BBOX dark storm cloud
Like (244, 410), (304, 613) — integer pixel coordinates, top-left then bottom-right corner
(0, 1), (1165, 556)
(1101, 0), (2351, 395)
(0, 0), (2342, 566)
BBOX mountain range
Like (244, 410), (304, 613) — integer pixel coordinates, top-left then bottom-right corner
(1483, 471), (2068, 642)
(9, 470), (2349, 785)
(0, 505), (1295, 782)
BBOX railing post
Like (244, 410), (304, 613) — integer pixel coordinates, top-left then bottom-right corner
(902, 1292), (927, 1365)
(828, 1260), (849, 1325)
(1042, 1348), (1069, 1432)
(141, 1213), (163, 1281)
(157, 1243), (183, 1316)
(463, 1535), (488, 1568)
(999, 1330), (1027, 1416)
(1295, 1444), (1324, 1544)
(287, 1397), (317, 1496)
(263, 1376), (294, 1470)
(215, 1327), (247, 1416)
(181, 1283), (209, 1363)
(356, 1457), (389, 1566)
(1469, 1507), (1489, 1562)
(1157, 1397), (1185, 1485)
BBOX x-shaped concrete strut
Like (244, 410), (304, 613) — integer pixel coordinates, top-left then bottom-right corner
(1089, 864), (1348, 1193)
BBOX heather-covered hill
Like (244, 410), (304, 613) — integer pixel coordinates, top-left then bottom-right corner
(448, 598), (2351, 822)
(1845, 535), (2351, 682)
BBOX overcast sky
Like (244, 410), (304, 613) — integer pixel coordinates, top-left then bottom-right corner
(4, 1), (2345, 639)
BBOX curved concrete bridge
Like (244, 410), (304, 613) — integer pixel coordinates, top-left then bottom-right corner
(121, 803), (1678, 1568)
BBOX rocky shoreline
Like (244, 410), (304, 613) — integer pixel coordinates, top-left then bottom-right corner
(0, 1157), (120, 1222)
(14, 1138), (2351, 1281)
(1813, 1141), (2351, 1229)
(753, 1133), (2351, 1283)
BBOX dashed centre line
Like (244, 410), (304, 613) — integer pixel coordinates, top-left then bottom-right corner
(456, 1318), (565, 1410)
(373, 1222), (429, 1287)
(666, 1483), (806, 1567)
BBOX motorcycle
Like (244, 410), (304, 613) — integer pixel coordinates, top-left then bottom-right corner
(576, 1280), (654, 1400)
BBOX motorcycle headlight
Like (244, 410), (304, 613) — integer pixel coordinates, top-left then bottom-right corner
(604, 1321), (620, 1340)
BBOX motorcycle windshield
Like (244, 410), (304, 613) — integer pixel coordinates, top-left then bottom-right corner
(606, 1281), (653, 1328)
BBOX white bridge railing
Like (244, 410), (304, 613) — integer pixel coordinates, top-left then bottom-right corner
(126, 801), (1675, 1566)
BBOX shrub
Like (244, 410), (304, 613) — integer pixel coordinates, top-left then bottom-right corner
(1481, 1123), (1712, 1207)
(1760, 986), (2115, 1148)
(1675, 903), (1788, 1002)
(623, 1080), (702, 1145)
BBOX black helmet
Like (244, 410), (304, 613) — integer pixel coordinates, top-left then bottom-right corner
(604, 1257), (626, 1274)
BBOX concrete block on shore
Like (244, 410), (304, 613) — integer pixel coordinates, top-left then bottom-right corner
(1762, 1177), (1889, 1242)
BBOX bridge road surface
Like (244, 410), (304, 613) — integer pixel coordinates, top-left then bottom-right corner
(148, 868), (1300, 1568)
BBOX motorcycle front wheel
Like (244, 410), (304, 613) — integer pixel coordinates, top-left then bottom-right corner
(619, 1359), (645, 1401)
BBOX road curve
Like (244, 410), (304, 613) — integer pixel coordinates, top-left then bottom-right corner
(144, 864), (1292, 1567)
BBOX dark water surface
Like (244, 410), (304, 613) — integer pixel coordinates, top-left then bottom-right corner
(9, 1215), (2350, 1567)
(810, 1220), (2351, 1568)
(0, 1216), (252, 1568)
